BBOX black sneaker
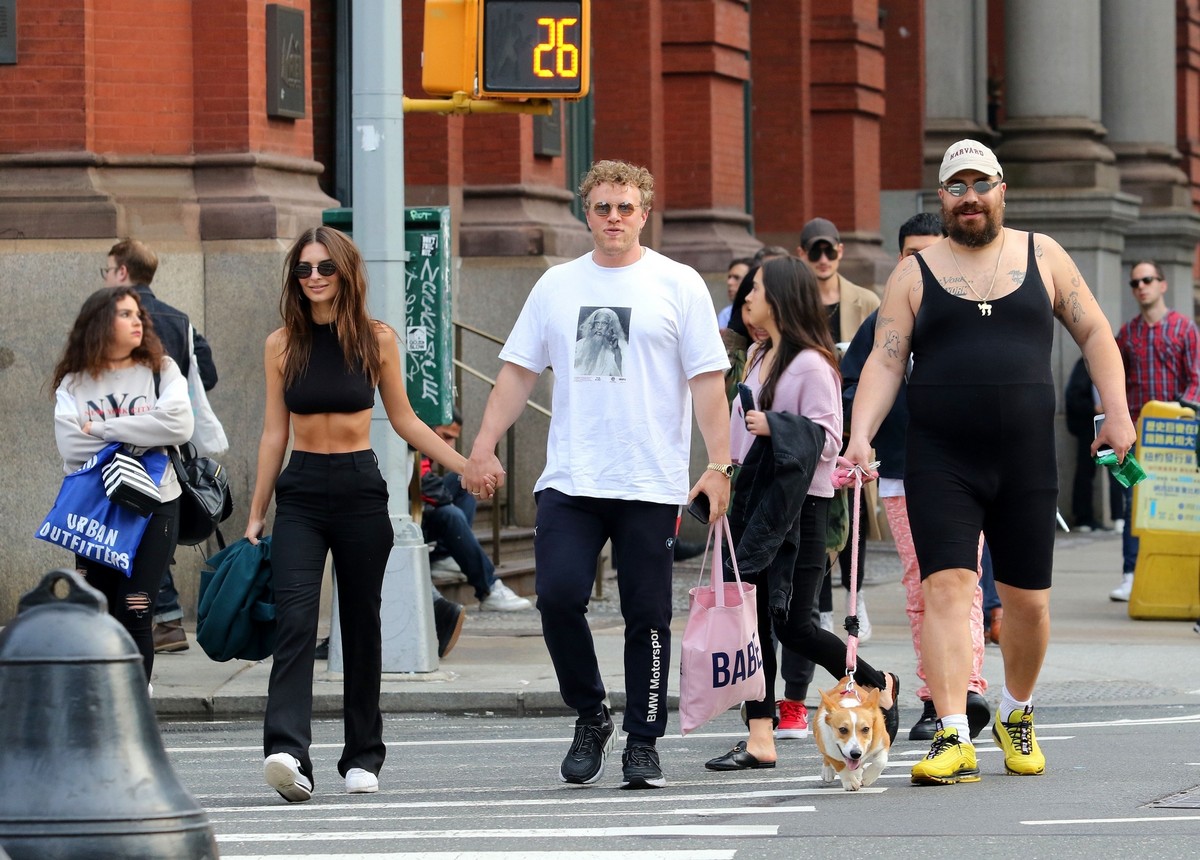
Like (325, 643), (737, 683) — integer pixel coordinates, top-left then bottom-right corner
(620, 744), (666, 790)
(559, 708), (617, 785)
(433, 597), (465, 659)
(966, 691), (992, 739)
(909, 699), (937, 741)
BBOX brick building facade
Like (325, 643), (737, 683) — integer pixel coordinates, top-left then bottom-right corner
(1, 0), (1198, 620)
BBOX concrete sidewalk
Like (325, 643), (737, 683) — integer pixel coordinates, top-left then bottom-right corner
(147, 529), (1200, 721)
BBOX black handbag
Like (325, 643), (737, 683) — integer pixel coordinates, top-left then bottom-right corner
(152, 369), (233, 547)
(170, 442), (233, 547)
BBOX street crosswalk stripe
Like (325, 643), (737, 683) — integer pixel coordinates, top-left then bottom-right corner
(1023, 814), (1200, 826)
(205, 788), (847, 815)
(221, 852), (737, 860)
(216, 824), (779, 842)
(165, 731), (752, 756)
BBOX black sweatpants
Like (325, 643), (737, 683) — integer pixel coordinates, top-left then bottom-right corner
(264, 451), (393, 786)
(534, 489), (677, 741)
(739, 495), (887, 721)
(77, 496), (180, 683)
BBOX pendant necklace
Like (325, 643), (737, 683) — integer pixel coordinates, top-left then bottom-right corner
(948, 229), (1006, 317)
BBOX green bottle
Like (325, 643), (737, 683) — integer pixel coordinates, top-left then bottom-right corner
(1094, 450), (1148, 489)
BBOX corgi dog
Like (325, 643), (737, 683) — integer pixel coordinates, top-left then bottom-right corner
(813, 680), (890, 791)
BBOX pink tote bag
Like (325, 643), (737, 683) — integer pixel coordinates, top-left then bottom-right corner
(677, 516), (766, 735)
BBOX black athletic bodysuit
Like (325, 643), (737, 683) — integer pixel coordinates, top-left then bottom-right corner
(906, 231), (1058, 589)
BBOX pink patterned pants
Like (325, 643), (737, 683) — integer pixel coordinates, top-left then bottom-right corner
(883, 495), (988, 700)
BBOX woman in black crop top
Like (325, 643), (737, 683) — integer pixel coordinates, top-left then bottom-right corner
(246, 226), (497, 803)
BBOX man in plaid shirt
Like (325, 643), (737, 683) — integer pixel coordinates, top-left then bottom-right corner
(1109, 260), (1200, 602)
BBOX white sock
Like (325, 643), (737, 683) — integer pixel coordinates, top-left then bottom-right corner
(998, 686), (1032, 722)
(937, 714), (970, 738)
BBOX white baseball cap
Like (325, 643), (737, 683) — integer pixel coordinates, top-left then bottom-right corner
(939, 139), (1003, 184)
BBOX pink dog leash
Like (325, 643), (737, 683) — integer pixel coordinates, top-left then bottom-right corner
(831, 459), (878, 700)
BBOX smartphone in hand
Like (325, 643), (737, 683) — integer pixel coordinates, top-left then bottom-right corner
(1094, 412), (1114, 457)
(736, 382), (755, 418)
(686, 493), (711, 524)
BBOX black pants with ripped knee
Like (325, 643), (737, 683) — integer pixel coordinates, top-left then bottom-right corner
(77, 497), (180, 682)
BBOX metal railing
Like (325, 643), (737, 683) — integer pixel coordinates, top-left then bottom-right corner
(452, 320), (551, 565)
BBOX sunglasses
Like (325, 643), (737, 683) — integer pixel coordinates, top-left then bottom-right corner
(942, 179), (1002, 197)
(591, 201), (639, 218)
(292, 260), (337, 279)
(1129, 275), (1162, 289)
(806, 244), (839, 263)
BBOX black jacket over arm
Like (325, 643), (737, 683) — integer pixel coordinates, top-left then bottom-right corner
(726, 411), (825, 617)
(133, 283), (218, 390)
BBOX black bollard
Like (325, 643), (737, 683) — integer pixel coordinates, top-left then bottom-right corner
(0, 570), (218, 860)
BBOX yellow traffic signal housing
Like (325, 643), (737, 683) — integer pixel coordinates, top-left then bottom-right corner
(422, 0), (590, 100)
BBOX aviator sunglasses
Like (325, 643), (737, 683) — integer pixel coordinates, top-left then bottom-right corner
(591, 201), (639, 217)
(942, 179), (1002, 197)
(292, 260), (338, 279)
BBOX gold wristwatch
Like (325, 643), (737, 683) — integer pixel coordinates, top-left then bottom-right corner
(706, 462), (735, 478)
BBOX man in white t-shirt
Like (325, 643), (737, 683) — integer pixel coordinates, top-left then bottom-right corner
(464, 160), (732, 791)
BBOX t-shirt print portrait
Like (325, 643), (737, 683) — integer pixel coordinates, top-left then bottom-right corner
(574, 306), (631, 381)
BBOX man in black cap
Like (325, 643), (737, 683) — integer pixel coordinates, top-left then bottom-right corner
(798, 217), (882, 643)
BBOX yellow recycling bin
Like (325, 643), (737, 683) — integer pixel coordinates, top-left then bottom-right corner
(1127, 400), (1200, 619)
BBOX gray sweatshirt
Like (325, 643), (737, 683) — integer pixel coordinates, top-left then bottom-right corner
(54, 357), (194, 501)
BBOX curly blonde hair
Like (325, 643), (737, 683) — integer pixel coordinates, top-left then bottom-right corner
(577, 160), (654, 211)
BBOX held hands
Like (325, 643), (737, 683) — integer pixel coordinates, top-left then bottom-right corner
(463, 451), (505, 501)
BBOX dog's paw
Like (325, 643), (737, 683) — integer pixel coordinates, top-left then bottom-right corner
(841, 775), (862, 792)
(820, 763), (836, 784)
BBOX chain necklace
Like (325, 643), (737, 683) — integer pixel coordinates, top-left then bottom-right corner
(948, 229), (1006, 317)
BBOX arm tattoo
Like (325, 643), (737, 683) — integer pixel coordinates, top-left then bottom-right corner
(1055, 290), (1085, 324)
(879, 328), (903, 359)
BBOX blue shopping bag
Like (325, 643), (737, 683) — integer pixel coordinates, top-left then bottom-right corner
(34, 443), (169, 576)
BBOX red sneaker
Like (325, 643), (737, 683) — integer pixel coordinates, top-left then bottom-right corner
(775, 699), (809, 739)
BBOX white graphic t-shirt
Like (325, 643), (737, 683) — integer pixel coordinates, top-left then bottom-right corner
(500, 248), (729, 503)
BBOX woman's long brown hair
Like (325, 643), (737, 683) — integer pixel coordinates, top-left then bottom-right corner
(278, 225), (384, 388)
(50, 286), (165, 396)
(749, 256), (840, 410)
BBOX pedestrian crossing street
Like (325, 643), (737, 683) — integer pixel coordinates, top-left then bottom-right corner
(190, 729), (894, 858)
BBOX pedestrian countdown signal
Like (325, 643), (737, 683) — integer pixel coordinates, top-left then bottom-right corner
(422, 0), (590, 101)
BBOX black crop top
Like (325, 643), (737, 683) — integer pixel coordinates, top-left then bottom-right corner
(283, 323), (376, 415)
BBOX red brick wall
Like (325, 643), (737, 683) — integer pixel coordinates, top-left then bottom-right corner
(592, 0), (665, 200)
(0, 0), (88, 151)
(661, 0), (749, 211)
(0, 0), (315, 158)
(809, 0), (885, 232)
(311, 0), (336, 197)
(879, 0), (924, 190)
(402, 0), (464, 192)
(90, 0), (194, 154)
(748, 0), (811, 238)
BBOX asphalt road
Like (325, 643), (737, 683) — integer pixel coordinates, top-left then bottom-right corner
(156, 705), (1200, 859)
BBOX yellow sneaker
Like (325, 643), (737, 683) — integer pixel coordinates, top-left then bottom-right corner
(910, 727), (981, 785)
(991, 706), (1046, 775)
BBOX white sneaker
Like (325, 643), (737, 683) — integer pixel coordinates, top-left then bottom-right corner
(819, 611), (834, 633)
(345, 767), (379, 794)
(1109, 573), (1134, 602)
(431, 556), (463, 573)
(849, 592), (872, 642)
(480, 580), (533, 612)
(1112, 518), (1125, 534)
(265, 752), (313, 803)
